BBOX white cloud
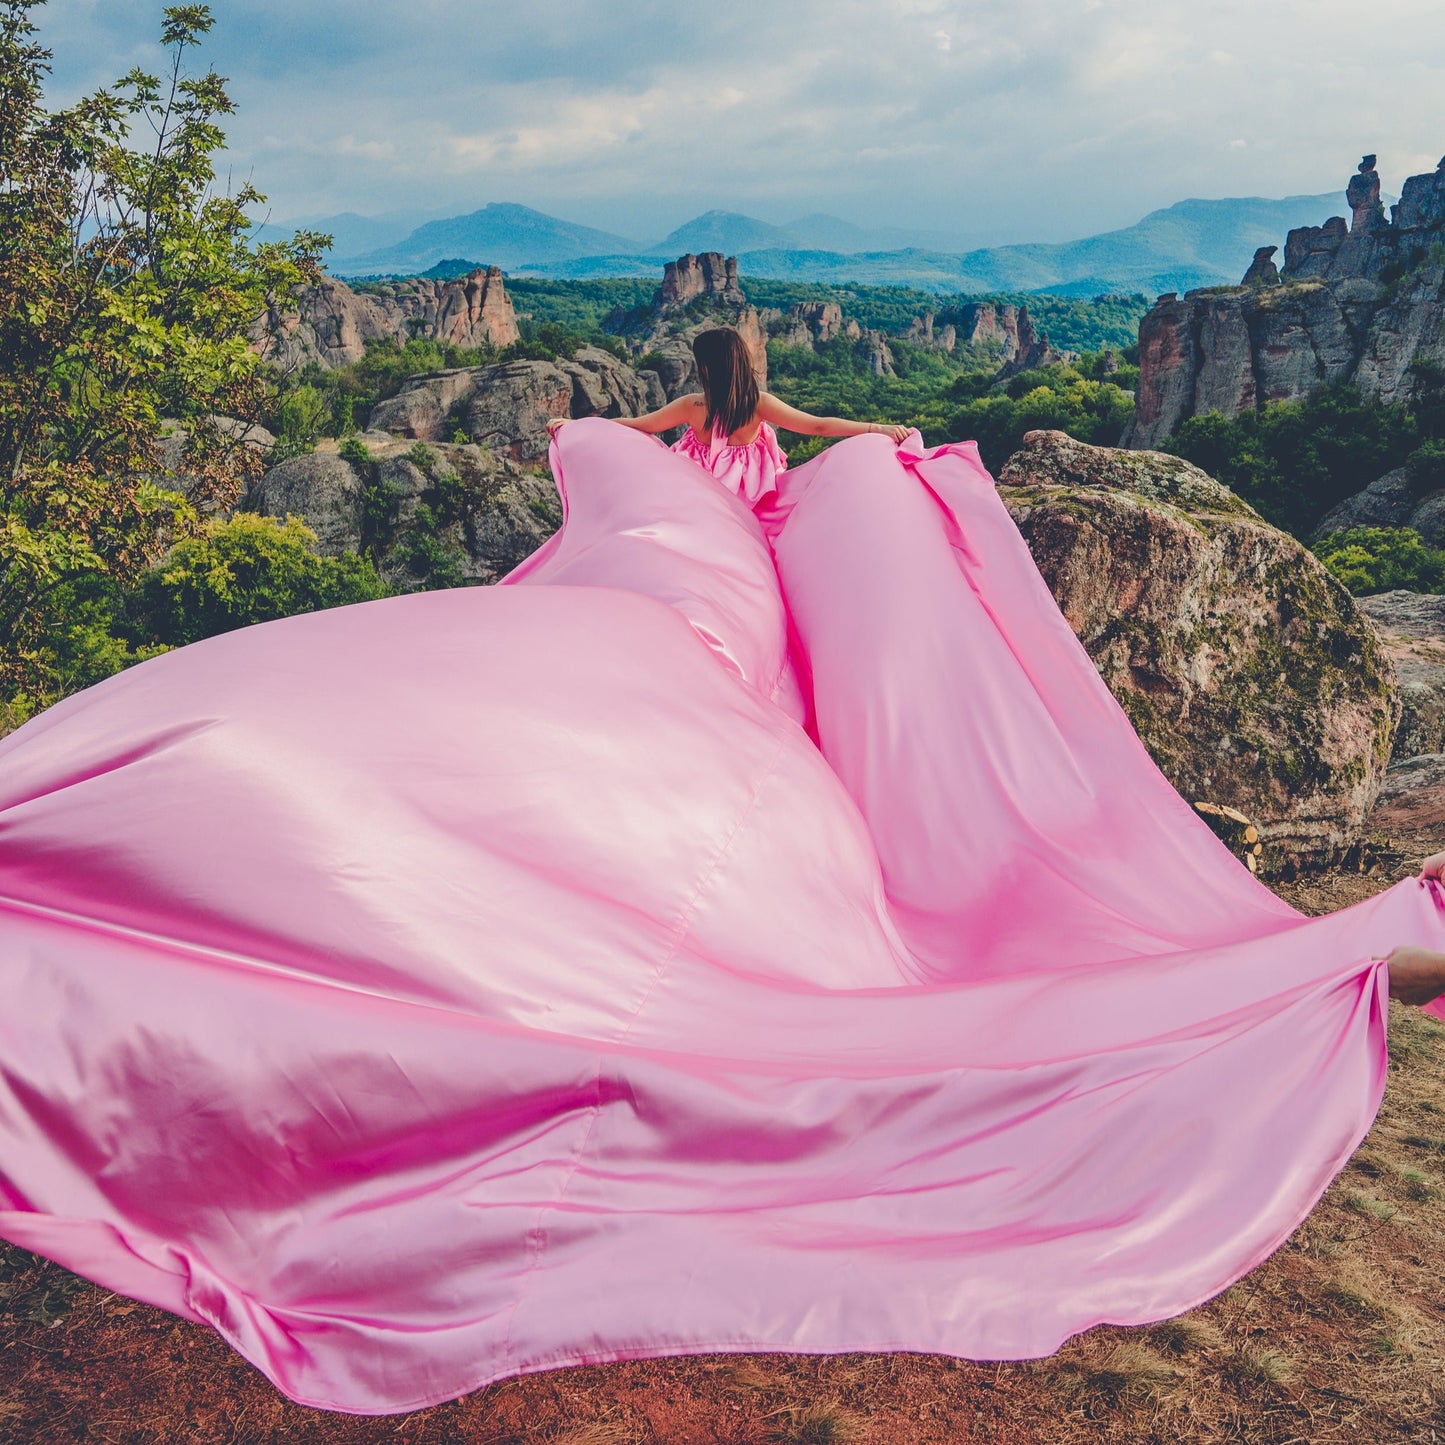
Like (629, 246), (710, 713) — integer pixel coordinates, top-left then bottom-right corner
(28, 0), (1445, 245)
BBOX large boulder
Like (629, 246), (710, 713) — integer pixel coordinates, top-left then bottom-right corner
(249, 451), (365, 554)
(370, 347), (661, 463)
(246, 434), (561, 585)
(1311, 466), (1418, 539)
(999, 430), (1401, 866)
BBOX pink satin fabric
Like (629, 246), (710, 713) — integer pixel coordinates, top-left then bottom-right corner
(1, 418), (1442, 1416)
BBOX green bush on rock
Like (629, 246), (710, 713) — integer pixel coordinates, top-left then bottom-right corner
(124, 514), (391, 647)
(1312, 527), (1445, 596)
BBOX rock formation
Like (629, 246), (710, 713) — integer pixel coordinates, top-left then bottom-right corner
(654, 253), (745, 311)
(247, 432), (560, 586)
(1348, 154), (1386, 235)
(253, 267), (520, 372)
(1312, 465), (1445, 545)
(998, 430), (1399, 865)
(249, 451), (367, 555)
(1127, 152), (1445, 449)
(1357, 590), (1445, 760)
(612, 254), (769, 397)
(368, 346), (663, 463)
(1241, 246), (1280, 287)
(778, 301), (853, 346)
(928, 301), (1065, 374)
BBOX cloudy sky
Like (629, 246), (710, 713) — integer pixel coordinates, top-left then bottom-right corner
(30, 0), (1445, 248)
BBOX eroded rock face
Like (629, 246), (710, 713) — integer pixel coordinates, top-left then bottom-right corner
(253, 267), (520, 371)
(1369, 753), (1445, 833)
(999, 430), (1400, 864)
(247, 433), (560, 585)
(249, 452), (366, 555)
(935, 301), (1064, 373)
(1312, 467), (1418, 538)
(369, 346), (661, 463)
(1126, 152), (1445, 450)
(1357, 591), (1445, 760)
(655, 253), (744, 310)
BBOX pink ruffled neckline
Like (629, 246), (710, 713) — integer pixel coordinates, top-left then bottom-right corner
(670, 421), (788, 507)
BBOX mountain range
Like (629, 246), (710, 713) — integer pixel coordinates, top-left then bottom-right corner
(257, 193), (1371, 298)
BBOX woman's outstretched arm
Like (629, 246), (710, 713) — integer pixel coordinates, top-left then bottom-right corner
(757, 391), (910, 443)
(547, 394), (702, 437)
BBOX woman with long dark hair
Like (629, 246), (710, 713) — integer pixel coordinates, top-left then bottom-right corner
(551, 326), (908, 506)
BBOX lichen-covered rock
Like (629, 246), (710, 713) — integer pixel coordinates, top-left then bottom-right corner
(999, 430), (1400, 865)
(369, 347), (657, 462)
(1357, 591), (1445, 760)
(247, 434), (560, 585)
(248, 452), (365, 555)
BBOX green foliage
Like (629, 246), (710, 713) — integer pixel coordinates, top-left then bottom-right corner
(766, 336), (984, 450)
(338, 435), (372, 467)
(389, 459), (479, 590)
(123, 513), (390, 647)
(504, 320), (627, 361)
(1163, 384), (1430, 537)
(499, 276), (656, 331)
(1407, 437), (1445, 495)
(1312, 526), (1445, 596)
(0, 2), (327, 712)
(743, 282), (1150, 354)
(942, 362), (1136, 471)
(271, 383), (326, 461)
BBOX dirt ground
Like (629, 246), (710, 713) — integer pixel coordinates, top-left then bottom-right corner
(3, 835), (1444, 1444)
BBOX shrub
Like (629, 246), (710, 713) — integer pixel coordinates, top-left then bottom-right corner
(123, 514), (391, 647)
(1311, 526), (1445, 596)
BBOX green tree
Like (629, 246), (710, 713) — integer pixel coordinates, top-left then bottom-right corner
(0, 1), (329, 713)
(1163, 387), (1422, 537)
(123, 513), (390, 646)
(1311, 526), (1445, 596)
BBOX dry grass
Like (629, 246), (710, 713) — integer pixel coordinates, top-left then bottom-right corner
(3, 834), (1445, 1443)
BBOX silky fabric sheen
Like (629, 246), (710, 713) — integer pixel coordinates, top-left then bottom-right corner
(1, 418), (1443, 1417)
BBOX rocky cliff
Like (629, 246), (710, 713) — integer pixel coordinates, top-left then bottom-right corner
(368, 346), (662, 464)
(655, 253), (746, 309)
(253, 266), (521, 371)
(999, 430), (1399, 864)
(613, 252), (900, 389)
(1126, 153), (1445, 449)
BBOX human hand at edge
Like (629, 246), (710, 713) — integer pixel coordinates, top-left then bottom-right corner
(1419, 851), (1445, 880)
(546, 417), (569, 437)
(871, 423), (911, 444)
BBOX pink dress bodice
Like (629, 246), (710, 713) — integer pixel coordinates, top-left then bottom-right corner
(669, 420), (788, 507)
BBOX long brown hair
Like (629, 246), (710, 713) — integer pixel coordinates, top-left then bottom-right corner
(693, 328), (759, 439)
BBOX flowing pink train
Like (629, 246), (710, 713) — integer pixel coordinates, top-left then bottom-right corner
(0, 420), (1441, 1414)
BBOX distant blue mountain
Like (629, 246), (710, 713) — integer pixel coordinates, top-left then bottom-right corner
(250, 208), (440, 259)
(321, 191), (1365, 297)
(330, 203), (643, 276)
(645, 210), (797, 257)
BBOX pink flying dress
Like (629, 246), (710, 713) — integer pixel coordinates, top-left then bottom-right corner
(0, 418), (1441, 1415)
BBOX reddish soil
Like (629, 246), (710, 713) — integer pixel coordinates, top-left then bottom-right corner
(4, 836), (1444, 1444)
